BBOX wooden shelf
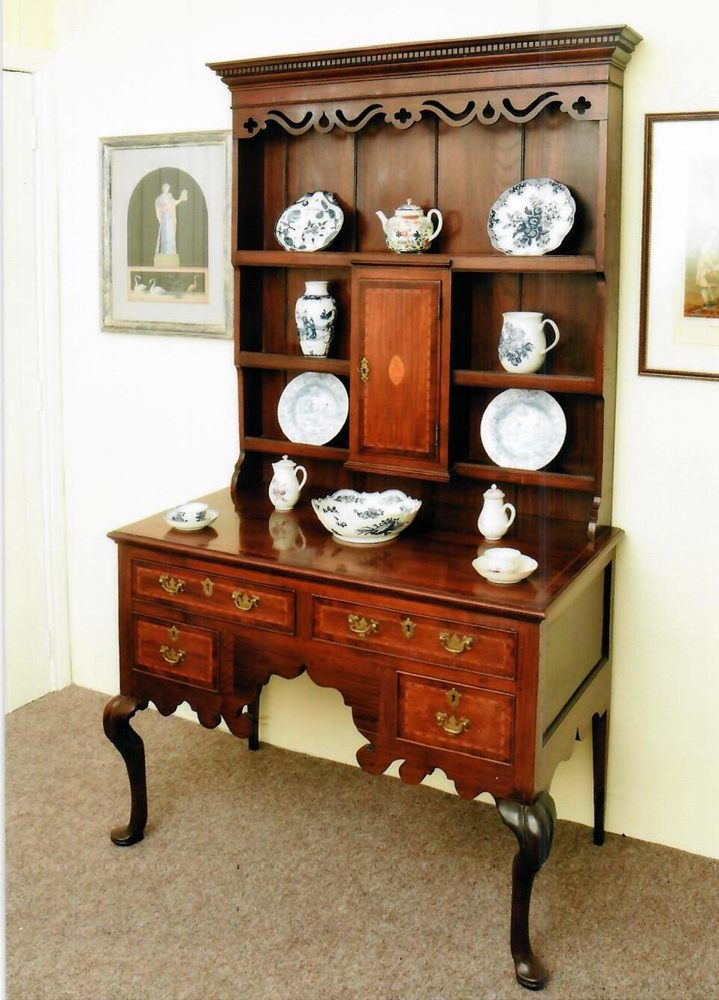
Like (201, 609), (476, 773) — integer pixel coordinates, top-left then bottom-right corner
(233, 250), (600, 273)
(452, 370), (600, 394)
(453, 461), (596, 492)
(239, 352), (351, 375)
(244, 436), (349, 462)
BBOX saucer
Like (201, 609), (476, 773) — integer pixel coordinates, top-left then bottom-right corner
(472, 553), (538, 585)
(163, 504), (219, 532)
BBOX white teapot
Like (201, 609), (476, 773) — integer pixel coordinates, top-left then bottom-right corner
(268, 455), (307, 511)
(477, 483), (516, 541)
(376, 198), (443, 253)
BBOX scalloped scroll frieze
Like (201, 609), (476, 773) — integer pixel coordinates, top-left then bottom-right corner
(235, 86), (605, 138)
(356, 742), (497, 801)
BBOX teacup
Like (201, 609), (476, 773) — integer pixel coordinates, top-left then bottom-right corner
(484, 547), (522, 573)
(179, 502), (210, 523)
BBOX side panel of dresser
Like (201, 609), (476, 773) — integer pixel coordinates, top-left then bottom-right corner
(116, 542), (542, 801)
(534, 547), (616, 791)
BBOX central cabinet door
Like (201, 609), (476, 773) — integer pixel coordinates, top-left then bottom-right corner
(348, 266), (451, 480)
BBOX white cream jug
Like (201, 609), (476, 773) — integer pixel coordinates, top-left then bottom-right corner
(268, 455), (307, 511)
(477, 483), (516, 541)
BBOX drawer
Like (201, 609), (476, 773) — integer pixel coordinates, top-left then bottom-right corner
(132, 614), (219, 691)
(312, 595), (516, 679)
(397, 672), (514, 763)
(131, 560), (295, 634)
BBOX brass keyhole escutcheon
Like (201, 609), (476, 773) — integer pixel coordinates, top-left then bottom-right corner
(436, 687), (470, 736)
(202, 577), (214, 597)
(400, 617), (416, 640)
(167, 626), (180, 643)
(358, 356), (370, 383)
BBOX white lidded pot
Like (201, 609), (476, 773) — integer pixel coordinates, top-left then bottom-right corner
(268, 455), (307, 511)
(477, 483), (516, 541)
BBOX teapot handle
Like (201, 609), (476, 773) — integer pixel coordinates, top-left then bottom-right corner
(503, 502), (516, 528)
(427, 209), (443, 241)
(296, 465), (308, 492)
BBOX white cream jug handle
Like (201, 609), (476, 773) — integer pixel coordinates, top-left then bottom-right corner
(296, 465), (308, 491)
(540, 319), (560, 355)
(504, 502), (516, 528)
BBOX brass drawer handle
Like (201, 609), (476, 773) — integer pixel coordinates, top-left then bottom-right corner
(159, 574), (185, 595)
(160, 645), (186, 665)
(358, 356), (370, 383)
(232, 591), (260, 612)
(439, 632), (473, 655)
(348, 614), (378, 637)
(436, 711), (470, 736)
(436, 688), (470, 736)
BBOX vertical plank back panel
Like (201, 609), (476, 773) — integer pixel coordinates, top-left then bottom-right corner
(286, 129), (356, 251)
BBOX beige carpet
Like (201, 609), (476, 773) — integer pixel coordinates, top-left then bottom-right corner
(5, 685), (718, 1000)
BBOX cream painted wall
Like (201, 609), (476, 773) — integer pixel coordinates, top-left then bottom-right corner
(3, 0), (54, 50)
(52, 0), (719, 858)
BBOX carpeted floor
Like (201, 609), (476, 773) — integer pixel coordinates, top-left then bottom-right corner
(5, 685), (719, 1000)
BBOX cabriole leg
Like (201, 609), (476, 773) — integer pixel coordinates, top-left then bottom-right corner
(592, 710), (608, 846)
(497, 792), (556, 991)
(247, 690), (261, 751)
(103, 694), (148, 846)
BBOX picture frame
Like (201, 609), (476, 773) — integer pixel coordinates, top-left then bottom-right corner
(101, 130), (232, 338)
(639, 112), (719, 379)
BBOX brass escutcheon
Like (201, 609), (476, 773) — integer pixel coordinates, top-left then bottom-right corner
(436, 687), (470, 736)
(232, 591), (260, 612)
(400, 617), (416, 640)
(358, 356), (370, 383)
(167, 626), (180, 643)
(202, 577), (214, 597)
(160, 645), (186, 665)
(439, 632), (473, 655)
(348, 614), (378, 637)
(159, 574), (185, 595)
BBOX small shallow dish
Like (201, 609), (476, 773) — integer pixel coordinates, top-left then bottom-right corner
(480, 388), (566, 471)
(274, 191), (344, 252)
(487, 177), (576, 256)
(312, 489), (421, 545)
(163, 502), (218, 532)
(472, 553), (538, 585)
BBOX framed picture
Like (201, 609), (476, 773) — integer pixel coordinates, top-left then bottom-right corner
(101, 130), (232, 338)
(639, 112), (719, 379)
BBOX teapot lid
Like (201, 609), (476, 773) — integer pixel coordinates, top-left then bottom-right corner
(273, 454), (295, 467)
(395, 198), (425, 216)
(483, 483), (506, 499)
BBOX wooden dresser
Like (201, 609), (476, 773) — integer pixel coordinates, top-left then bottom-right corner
(104, 27), (640, 990)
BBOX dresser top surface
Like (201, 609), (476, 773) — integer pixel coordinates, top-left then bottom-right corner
(110, 487), (621, 621)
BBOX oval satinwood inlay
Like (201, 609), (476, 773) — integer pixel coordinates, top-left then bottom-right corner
(388, 354), (405, 386)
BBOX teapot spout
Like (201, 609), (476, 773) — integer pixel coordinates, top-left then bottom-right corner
(375, 210), (388, 230)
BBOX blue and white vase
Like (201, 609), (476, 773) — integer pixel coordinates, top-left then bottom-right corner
(295, 281), (337, 357)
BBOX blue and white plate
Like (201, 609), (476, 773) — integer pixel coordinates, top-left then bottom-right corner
(274, 191), (344, 252)
(277, 371), (348, 446)
(487, 178), (575, 255)
(480, 389), (566, 471)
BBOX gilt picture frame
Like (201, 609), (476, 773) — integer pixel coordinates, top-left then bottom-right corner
(639, 112), (719, 379)
(101, 130), (232, 338)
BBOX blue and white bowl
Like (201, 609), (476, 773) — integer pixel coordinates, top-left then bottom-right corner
(312, 489), (421, 545)
(163, 502), (218, 532)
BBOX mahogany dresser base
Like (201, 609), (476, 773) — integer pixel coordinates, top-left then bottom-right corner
(105, 486), (618, 991)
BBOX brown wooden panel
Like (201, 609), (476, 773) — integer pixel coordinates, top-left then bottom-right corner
(131, 560), (296, 633)
(356, 119), (436, 252)
(133, 615), (218, 690)
(523, 110), (600, 256)
(312, 595), (516, 679)
(439, 119), (522, 254)
(397, 672), (514, 762)
(286, 129), (356, 251)
(350, 267), (450, 477)
(261, 127), (288, 250)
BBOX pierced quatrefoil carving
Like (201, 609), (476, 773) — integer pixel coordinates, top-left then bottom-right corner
(572, 96), (592, 115)
(242, 117), (258, 133)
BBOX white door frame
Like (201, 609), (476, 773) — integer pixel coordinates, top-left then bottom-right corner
(3, 48), (71, 701)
